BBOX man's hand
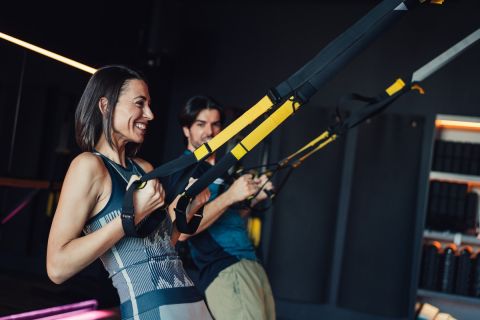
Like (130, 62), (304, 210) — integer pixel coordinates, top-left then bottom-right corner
(225, 174), (260, 205)
(253, 174), (274, 202)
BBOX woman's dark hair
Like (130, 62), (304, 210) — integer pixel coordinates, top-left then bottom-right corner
(75, 65), (147, 156)
(178, 95), (225, 129)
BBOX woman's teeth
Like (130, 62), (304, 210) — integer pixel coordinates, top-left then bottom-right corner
(135, 123), (146, 130)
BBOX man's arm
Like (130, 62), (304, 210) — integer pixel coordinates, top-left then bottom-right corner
(178, 174), (259, 241)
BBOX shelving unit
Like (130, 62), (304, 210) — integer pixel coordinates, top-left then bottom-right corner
(417, 289), (480, 319)
(417, 114), (480, 319)
(430, 171), (480, 187)
(423, 229), (480, 248)
(418, 289), (480, 307)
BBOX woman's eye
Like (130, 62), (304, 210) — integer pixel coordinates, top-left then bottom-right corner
(135, 101), (145, 107)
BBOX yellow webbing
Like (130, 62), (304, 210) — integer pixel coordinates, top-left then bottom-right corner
(231, 97), (301, 160)
(193, 95), (274, 160)
(296, 134), (338, 165)
(46, 192), (55, 217)
(247, 217), (262, 248)
(286, 131), (330, 162)
(385, 78), (406, 96)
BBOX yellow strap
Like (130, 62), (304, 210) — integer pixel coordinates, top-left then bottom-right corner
(286, 131), (330, 161)
(296, 134), (337, 164)
(231, 97), (301, 160)
(46, 192), (54, 217)
(248, 217), (262, 248)
(385, 78), (405, 96)
(193, 95), (274, 160)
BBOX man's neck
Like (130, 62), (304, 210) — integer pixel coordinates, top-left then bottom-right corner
(187, 145), (216, 165)
(205, 154), (216, 165)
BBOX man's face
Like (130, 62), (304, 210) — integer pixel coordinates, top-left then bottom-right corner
(183, 108), (222, 151)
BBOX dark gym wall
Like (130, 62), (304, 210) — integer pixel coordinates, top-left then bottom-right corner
(161, 0), (480, 163)
(158, 0), (480, 319)
(0, 0), (479, 317)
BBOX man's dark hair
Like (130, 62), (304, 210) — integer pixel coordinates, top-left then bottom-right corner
(178, 95), (225, 129)
(75, 65), (147, 157)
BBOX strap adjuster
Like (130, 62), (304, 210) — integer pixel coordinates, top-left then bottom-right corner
(121, 210), (137, 237)
(267, 87), (283, 104)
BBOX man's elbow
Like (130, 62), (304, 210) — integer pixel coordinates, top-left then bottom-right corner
(178, 233), (191, 242)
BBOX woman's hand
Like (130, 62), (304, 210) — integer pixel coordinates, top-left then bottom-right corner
(187, 178), (211, 217)
(127, 175), (165, 224)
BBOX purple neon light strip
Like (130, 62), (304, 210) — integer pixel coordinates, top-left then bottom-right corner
(0, 299), (98, 320)
(39, 309), (117, 320)
(1, 189), (39, 224)
(34, 309), (92, 320)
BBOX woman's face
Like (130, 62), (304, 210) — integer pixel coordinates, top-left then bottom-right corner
(111, 79), (153, 145)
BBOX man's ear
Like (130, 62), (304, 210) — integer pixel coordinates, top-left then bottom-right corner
(182, 126), (190, 140)
(98, 97), (109, 116)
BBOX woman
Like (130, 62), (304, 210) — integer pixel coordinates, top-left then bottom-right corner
(47, 65), (212, 319)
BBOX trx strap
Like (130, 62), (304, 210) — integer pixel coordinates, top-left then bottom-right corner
(122, 0), (434, 237)
(242, 27), (480, 200)
(171, 0), (432, 220)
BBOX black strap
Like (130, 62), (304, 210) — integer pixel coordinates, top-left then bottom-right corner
(121, 179), (169, 238)
(174, 194), (204, 235)
(121, 154), (197, 237)
(122, 0), (421, 237)
(338, 83), (411, 132)
(236, 81), (414, 201)
(172, 0), (417, 205)
(169, 162), (206, 235)
(273, 0), (416, 102)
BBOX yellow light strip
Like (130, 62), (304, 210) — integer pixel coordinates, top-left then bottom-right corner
(0, 31), (97, 74)
(435, 119), (480, 132)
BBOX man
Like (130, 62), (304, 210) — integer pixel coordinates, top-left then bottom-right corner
(174, 95), (275, 320)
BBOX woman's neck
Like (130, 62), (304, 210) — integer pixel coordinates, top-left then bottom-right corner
(95, 136), (127, 167)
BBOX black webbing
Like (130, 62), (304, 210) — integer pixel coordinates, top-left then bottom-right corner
(238, 82), (415, 201)
(175, 0), (418, 207)
(122, 0), (423, 237)
(121, 153), (198, 237)
(339, 84), (411, 132)
(273, 0), (416, 102)
(185, 153), (238, 198)
(174, 194), (204, 235)
(141, 153), (197, 182)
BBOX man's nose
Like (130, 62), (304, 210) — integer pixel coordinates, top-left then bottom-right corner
(204, 124), (213, 136)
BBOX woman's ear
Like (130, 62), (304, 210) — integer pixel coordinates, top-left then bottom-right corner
(98, 97), (109, 116)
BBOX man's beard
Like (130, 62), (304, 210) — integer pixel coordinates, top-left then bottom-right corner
(192, 137), (211, 149)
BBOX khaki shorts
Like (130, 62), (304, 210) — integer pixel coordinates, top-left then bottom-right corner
(205, 259), (275, 320)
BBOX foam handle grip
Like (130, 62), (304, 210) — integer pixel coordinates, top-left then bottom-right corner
(439, 246), (457, 293)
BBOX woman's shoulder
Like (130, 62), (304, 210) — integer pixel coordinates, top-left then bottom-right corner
(60, 152), (109, 197)
(68, 152), (108, 178)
